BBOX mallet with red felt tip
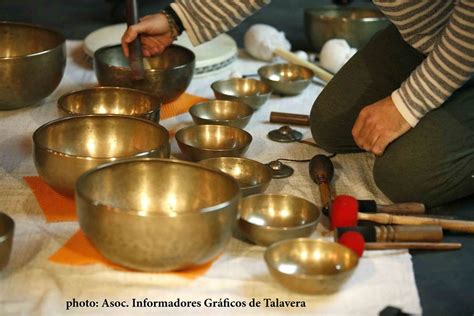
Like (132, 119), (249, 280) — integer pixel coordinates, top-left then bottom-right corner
(331, 195), (474, 233)
(308, 154), (334, 215)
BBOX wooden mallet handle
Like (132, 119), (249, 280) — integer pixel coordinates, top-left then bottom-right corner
(270, 112), (310, 126)
(309, 155), (334, 213)
(365, 242), (462, 251)
(126, 0), (145, 80)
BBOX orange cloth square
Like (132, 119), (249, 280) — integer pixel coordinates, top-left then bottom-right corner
(160, 93), (208, 120)
(49, 230), (214, 279)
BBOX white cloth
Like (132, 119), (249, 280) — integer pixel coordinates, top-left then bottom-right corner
(0, 41), (422, 316)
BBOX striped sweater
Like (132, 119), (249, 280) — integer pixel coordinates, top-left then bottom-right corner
(171, 0), (474, 127)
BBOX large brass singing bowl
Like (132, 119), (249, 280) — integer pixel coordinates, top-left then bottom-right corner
(0, 212), (14, 270)
(0, 22), (66, 110)
(304, 6), (389, 51)
(189, 100), (254, 129)
(175, 124), (252, 161)
(94, 44), (195, 103)
(33, 115), (170, 196)
(76, 158), (241, 272)
(200, 157), (272, 197)
(238, 194), (321, 247)
(258, 64), (313, 95)
(58, 87), (161, 122)
(265, 238), (359, 294)
(211, 78), (271, 111)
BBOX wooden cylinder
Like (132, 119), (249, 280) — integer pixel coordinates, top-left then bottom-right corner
(126, 0), (145, 80)
(365, 242), (462, 251)
(376, 202), (426, 214)
(270, 112), (310, 126)
(375, 225), (443, 242)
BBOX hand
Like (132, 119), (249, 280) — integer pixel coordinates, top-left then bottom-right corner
(352, 96), (411, 156)
(121, 13), (174, 57)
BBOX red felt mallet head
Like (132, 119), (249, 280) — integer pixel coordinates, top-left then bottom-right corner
(338, 231), (365, 257)
(330, 195), (359, 229)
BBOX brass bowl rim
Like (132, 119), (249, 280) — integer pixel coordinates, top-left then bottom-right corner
(75, 157), (241, 216)
(0, 21), (65, 60)
(258, 63), (314, 84)
(33, 114), (169, 160)
(264, 238), (359, 279)
(189, 100), (254, 123)
(94, 44), (196, 73)
(304, 7), (387, 22)
(210, 78), (272, 98)
(57, 86), (162, 117)
(0, 212), (14, 243)
(175, 124), (253, 152)
(239, 194), (321, 230)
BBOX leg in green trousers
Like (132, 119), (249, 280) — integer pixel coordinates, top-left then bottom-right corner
(310, 24), (474, 207)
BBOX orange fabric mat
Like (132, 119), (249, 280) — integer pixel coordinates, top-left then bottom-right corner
(49, 230), (214, 279)
(160, 93), (208, 120)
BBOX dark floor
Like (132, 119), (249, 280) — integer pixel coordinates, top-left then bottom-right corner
(1, 1), (473, 315)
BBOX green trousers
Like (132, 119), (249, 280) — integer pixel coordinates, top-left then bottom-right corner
(310, 24), (474, 207)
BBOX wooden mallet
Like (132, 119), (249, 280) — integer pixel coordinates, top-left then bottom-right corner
(308, 154), (334, 215)
(126, 0), (145, 80)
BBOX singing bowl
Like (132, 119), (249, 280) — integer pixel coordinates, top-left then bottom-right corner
(33, 115), (170, 196)
(175, 124), (252, 161)
(238, 194), (321, 246)
(304, 6), (389, 51)
(0, 22), (66, 110)
(76, 158), (241, 272)
(0, 212), (14, 270)
(258, 64), (313, 95)
(58, 86), (161, 122)
(265, 238), (359, 294)
(189, 100), (254, 128)
(211, 78), (271, 111)
(199, 157), (272, 197)
(94, 44), (195, 103)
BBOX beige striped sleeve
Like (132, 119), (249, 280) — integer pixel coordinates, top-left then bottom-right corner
(170, 0), (271, 46)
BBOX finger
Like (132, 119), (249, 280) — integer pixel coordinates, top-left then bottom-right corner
(372, 137), (388, 156)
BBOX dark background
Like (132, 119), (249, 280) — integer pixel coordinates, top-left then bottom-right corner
(1, 1), (473, 315)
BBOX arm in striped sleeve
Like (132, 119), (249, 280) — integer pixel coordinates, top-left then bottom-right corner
(170, 0), (271, 46)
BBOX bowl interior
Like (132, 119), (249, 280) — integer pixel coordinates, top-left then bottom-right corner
(77, 159), (239, 215)
(259, 64), (313, 83)
(240, 195), (320, 228)
(0, 213), (14, 239)
(306, 7), (385, 21)
(190, 100), (253, 121)
(59, 88), (160, 115)
(176, 125), (251, 150)
(266, 239), (359, 276)
(34, 116), (168, 158)
(212, 79), (271, 97)
(0, 23), (64, 58)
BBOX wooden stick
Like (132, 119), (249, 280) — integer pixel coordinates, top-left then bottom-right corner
(365, 242), (462, 251)
(377, 202), (426, 214)
(270, 112), (310, 126)
(309, 155), (334, 214)
(126, 0), (145, 80)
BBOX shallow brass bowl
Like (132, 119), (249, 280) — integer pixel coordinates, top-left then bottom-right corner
(175, 124), (252, 161)
(211, 78), (271, 111)
(238, 194), (321, 246)
(0, 22), (66, 110)
(94, 44), (195, 103)
(199, 157), (271, 197)
(265, 238), (359, 294)
(0, 212), (14, 270)
(58, 86), (161, 122)
(76, 158), (241, 272)
(189, 100), (254, 128)
(33, 115), (170, 196)
(258, 64), (313, 95)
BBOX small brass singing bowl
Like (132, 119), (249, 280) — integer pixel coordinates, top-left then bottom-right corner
(33, 115), (170, 196)
(265, 238), (359, 294)
(58, 87), (161, 122)
(189, 100), (254, 129)
(175, 124), (252, 161)
(258, 64), (314, 95)
(0, 212), (14, 270)
(238, 194), (321, 246)
(211, 78), (272, 111)
(76, 158), (241, 272)
(199, 157), (272, 197)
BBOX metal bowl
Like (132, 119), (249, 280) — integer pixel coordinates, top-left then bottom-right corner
(0, 22), (66, 110)
(304, 6), (389, 51)
(238, 194), (321, 246)
(76, 158), (241, 272)
(94, 44), (195, 103)
(0, 212), (14, 270)
(58, 87), (161, 122)
(258, 64), (313, 95)
(189, 100), (254, 128)
(175, 124), (252, 161)
(211, 78), (271, 111)
(199, 157), (271, 197)
(33, 115), (170, 196)
(265, 238), (359, 294)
